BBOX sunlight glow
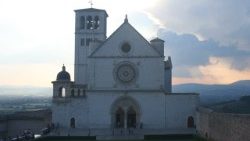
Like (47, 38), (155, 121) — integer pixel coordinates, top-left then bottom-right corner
(173, 57), (250, 85)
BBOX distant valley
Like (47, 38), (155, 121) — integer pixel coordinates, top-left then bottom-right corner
(0, 86), (51, 97)
(0, 86), (51, 114)
(0, 80), (250, 114)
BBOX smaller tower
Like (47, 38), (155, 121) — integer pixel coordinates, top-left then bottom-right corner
(164, 57), (172, 93)
(150, 37), (165, 56)
(52, 65), (73, 98)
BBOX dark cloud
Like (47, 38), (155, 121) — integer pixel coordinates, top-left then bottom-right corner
(148, 0), (250, 50)
(159, 30), (250, 77)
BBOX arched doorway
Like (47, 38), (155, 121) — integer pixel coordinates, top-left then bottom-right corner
(111, 96), (141, 129)
(70, 118), (75, 128)
(187, 116), (194, 128)
(115, 107), (125, 128)
(127, 107), (136, 128)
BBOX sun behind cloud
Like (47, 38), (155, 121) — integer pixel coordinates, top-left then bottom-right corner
(173, 57), (250, 85)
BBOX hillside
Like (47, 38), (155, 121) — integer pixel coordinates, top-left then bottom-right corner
(209, 95), (250, 114)
(173, 80), (250, 105)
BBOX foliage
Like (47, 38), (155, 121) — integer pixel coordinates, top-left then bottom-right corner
(240, 95), (250, 103)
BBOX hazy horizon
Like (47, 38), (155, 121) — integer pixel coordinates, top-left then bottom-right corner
(1, 79), (250, 88)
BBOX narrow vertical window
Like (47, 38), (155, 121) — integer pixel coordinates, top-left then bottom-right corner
(187, 116), (195, 128)
(71, 89), (75, 97)
(86, 38), (92, 46)
(78, 89), (81, 96)
(59, 87), (66, 97)
(81, 38), (85, 46)
(70, 118), (75, 128)
(94, 16), (99, 29)
(80, 16), (85, 29)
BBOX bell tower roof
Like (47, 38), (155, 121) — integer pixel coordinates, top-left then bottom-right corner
(74, 8), (108, 17)
(56, 65), (71, 81)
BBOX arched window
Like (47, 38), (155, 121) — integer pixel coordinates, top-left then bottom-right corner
(71, 89), (75, 97)
(87, 16), (93, 29)
(62, 88), (66, 97)
(187, 116), (195, 128)
(80, 38), (85, 46)
(127, 107), (136, 128)
(70, 118), (75, 128)
(80, 16), (85, 29)
(115, 107), (125, 128)
(94, 16), (99, 29)
(78, 89), (81, 96)
(58, 87), (66, 97)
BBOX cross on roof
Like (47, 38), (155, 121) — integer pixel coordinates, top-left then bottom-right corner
(89, 0), (93, 8)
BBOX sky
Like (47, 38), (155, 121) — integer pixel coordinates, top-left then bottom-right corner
(0, 0), (250, 87)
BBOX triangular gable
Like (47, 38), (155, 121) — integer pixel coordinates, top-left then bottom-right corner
(90, 21), (161, 58)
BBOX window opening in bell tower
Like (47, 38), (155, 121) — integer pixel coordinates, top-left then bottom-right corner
(80, 16), (85, 29)
(94, 16), (100, 29)
(87, 16), (93, 29)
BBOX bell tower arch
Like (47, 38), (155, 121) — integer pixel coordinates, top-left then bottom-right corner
(74, 8), (108, 85)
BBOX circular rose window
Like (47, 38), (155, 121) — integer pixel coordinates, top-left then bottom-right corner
(121, 43), (131, 53)
(114, 62), (137, 84)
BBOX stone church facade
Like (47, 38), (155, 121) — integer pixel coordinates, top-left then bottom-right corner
(51, 8), (199, 134)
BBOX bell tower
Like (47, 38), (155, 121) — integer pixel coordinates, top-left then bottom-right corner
(74, 8), (108, 85)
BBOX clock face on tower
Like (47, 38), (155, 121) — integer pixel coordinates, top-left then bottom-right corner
(114, 62), (137, 84)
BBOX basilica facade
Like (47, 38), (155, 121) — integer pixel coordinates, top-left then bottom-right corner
(51, 8), (199, 134)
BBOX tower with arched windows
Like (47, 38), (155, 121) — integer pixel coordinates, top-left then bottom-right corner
(74, 8), (108, 85)
(51, 7), (199, 136)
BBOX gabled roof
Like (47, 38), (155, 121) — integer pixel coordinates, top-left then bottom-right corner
(90, 19), (162, 57)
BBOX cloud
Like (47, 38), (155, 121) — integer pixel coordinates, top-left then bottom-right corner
(172, 56), (250, 85)
(0, 0), (75, 65)
(158, 30), (250, 78)
(198, 57), (250, 84)
(0, 0), (161, 86)
(1, 0), (249, 86)
(147, 0), (250, 50)
(145, 0), (250, 83)
(0, 0), (156, 65)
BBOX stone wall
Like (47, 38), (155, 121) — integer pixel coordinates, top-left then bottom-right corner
(0, 109), (51, 138)
(197, 107), (250, 141)
(52, 92), (199, 130)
